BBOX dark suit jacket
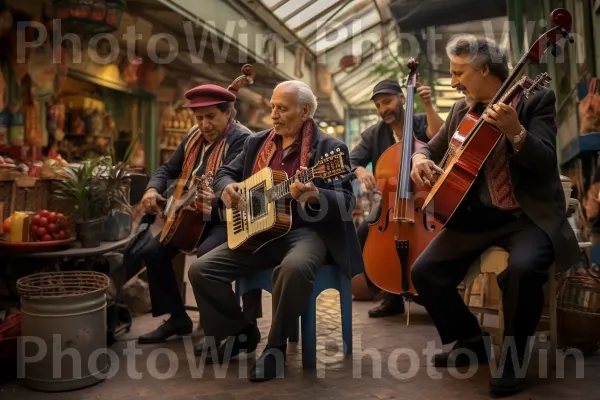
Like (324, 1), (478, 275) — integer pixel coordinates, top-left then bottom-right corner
(350, 114), (429, 170)
(414, 89), (580, 272)
(146, 122), (251, 225)
(213, 127), (364, 278)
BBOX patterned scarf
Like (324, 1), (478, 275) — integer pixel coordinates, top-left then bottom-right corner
(483, 94), (522, 210)
(181, 119), (235, 182)
(252, 119), (314, 174)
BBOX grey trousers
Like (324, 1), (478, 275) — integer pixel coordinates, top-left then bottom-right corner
(188, 227), (327, 347)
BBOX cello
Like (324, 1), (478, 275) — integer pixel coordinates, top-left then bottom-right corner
(362, 58), (441, 323)
(422, 8), (574, 223)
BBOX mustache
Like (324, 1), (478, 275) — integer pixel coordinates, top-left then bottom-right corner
(454, 84), (467, 92)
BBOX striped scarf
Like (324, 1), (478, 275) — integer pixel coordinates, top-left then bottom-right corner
(252, 119), (314, 174)
(181, 119), (235, 182)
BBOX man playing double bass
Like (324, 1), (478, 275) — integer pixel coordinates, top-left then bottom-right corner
(350, 79), (443, 317)
(409, 36), (580, 395)
(137, 84), (262, 344)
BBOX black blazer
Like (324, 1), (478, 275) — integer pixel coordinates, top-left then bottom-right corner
(350, 114), (429, 171)
(414, 89), (580, 272)
(146, 122), (251, 225)
(213, 127), (365, 278)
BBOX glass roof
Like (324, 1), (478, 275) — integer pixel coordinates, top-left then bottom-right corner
(258, 0), (398, 106)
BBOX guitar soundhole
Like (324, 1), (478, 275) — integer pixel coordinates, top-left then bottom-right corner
(250, 184), (267, 221)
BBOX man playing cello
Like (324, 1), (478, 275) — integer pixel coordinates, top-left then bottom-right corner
(410, 36), (579, 395)
(351, 78), (443, 317)
(137, 84), (262, 344)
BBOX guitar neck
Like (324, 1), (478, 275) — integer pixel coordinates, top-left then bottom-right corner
(266, 168), (316, 202)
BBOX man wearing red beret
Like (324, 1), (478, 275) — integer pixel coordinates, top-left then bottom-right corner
(137, 84), (262, 345)
(188, 80), (363, 382)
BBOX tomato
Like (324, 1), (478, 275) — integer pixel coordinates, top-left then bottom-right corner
(56, 213), (66, 222)
(31, 215), (40, 225)
(47, 212), (57, 223)
(42, 234), (53, 242)
(3, 217), (10, 233)
(30, 225), (39, 236)
(37, 217), (48, 227)
(39, 210), (49, 218)
(57, 230), (67, 240)
(47, 223), (57, 234)
(37, 227), (47, 238)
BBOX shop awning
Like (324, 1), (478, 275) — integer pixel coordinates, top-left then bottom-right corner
(389, 0), (507, 32)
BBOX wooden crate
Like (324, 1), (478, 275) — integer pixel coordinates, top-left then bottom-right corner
(0, 176), (64, 220)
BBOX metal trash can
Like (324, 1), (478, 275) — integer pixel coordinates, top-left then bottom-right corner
(16, 271), (111, 392)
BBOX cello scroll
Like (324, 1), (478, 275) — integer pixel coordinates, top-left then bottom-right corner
(227, 64), (256, 93)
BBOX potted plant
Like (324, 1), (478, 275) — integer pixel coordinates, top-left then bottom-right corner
(103, 160), (133, 241)
(51, 157), (112, 248)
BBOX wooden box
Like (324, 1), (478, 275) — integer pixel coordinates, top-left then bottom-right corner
(0, 176), (67, 221)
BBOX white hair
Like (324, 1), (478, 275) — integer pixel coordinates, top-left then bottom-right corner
(274, 80), (318, 118)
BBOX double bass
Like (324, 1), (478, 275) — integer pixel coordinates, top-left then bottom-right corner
(422, 8), (574, 223)
(362, 59), (441, 323)
(159, 64), (257, 253)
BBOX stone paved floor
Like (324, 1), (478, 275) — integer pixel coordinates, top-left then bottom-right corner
(2, 285), (599, 399)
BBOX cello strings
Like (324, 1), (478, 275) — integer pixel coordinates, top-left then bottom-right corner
(401, 86), (415, 218)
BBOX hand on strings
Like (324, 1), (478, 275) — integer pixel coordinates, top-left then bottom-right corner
(483, 103), (523, 141)
(186, 187), (215, 215)
(141, 188), (166, 215)
(354, 167), (376, 192)
(416, 83), (433, 106)
(410, 155), (443, 187)
(290, 167), (319, 204)
(222, 183), (245, 211)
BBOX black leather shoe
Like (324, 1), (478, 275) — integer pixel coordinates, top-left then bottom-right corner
(489, 356), (527, 396)
(433, 332), (491, 368)
(138, 316), (193, 344)
(196, 323), (261, 364)
(249, 346), (286, 382)
(368, 294), (405, 318)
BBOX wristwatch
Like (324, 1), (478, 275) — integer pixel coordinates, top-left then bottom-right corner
(512, 125), (526, 144)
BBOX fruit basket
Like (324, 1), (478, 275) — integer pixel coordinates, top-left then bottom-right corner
(1, 209), (74, 253)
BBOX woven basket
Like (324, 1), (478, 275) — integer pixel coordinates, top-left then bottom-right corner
(16, 271), (110, 300)
(557, 270), (600, 354)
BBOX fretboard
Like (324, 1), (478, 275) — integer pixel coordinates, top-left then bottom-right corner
(266, 168), (316, 202)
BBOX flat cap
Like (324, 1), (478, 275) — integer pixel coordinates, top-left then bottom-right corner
(371, 79), (404, 100)
(183, 84), (236, 108)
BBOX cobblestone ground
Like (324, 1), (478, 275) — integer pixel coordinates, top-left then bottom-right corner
(2, 286), (599, 400)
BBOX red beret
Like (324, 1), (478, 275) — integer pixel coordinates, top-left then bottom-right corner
(183, 84), (236, 108)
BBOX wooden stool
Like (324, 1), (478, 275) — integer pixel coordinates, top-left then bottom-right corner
(463, 246), (558, 368)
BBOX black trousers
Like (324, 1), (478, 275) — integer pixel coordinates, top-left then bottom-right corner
(356, 204), (403, 301)
(411, 214), (554, 355)
(142, 224), (262, 320)
(188, 228), (327, 347)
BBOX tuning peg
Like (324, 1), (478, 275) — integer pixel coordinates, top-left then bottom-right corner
(560, 28), (575, 43)
(336, 148), (340, 152)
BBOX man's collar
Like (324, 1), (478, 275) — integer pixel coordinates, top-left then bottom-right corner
(273, 133), (299, 149)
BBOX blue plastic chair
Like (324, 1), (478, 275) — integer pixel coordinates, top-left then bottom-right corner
(234, 264), (352, 369)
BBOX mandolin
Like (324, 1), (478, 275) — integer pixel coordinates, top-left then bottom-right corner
(226, 150), (347, 252)
(422, 8), (574, 225)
